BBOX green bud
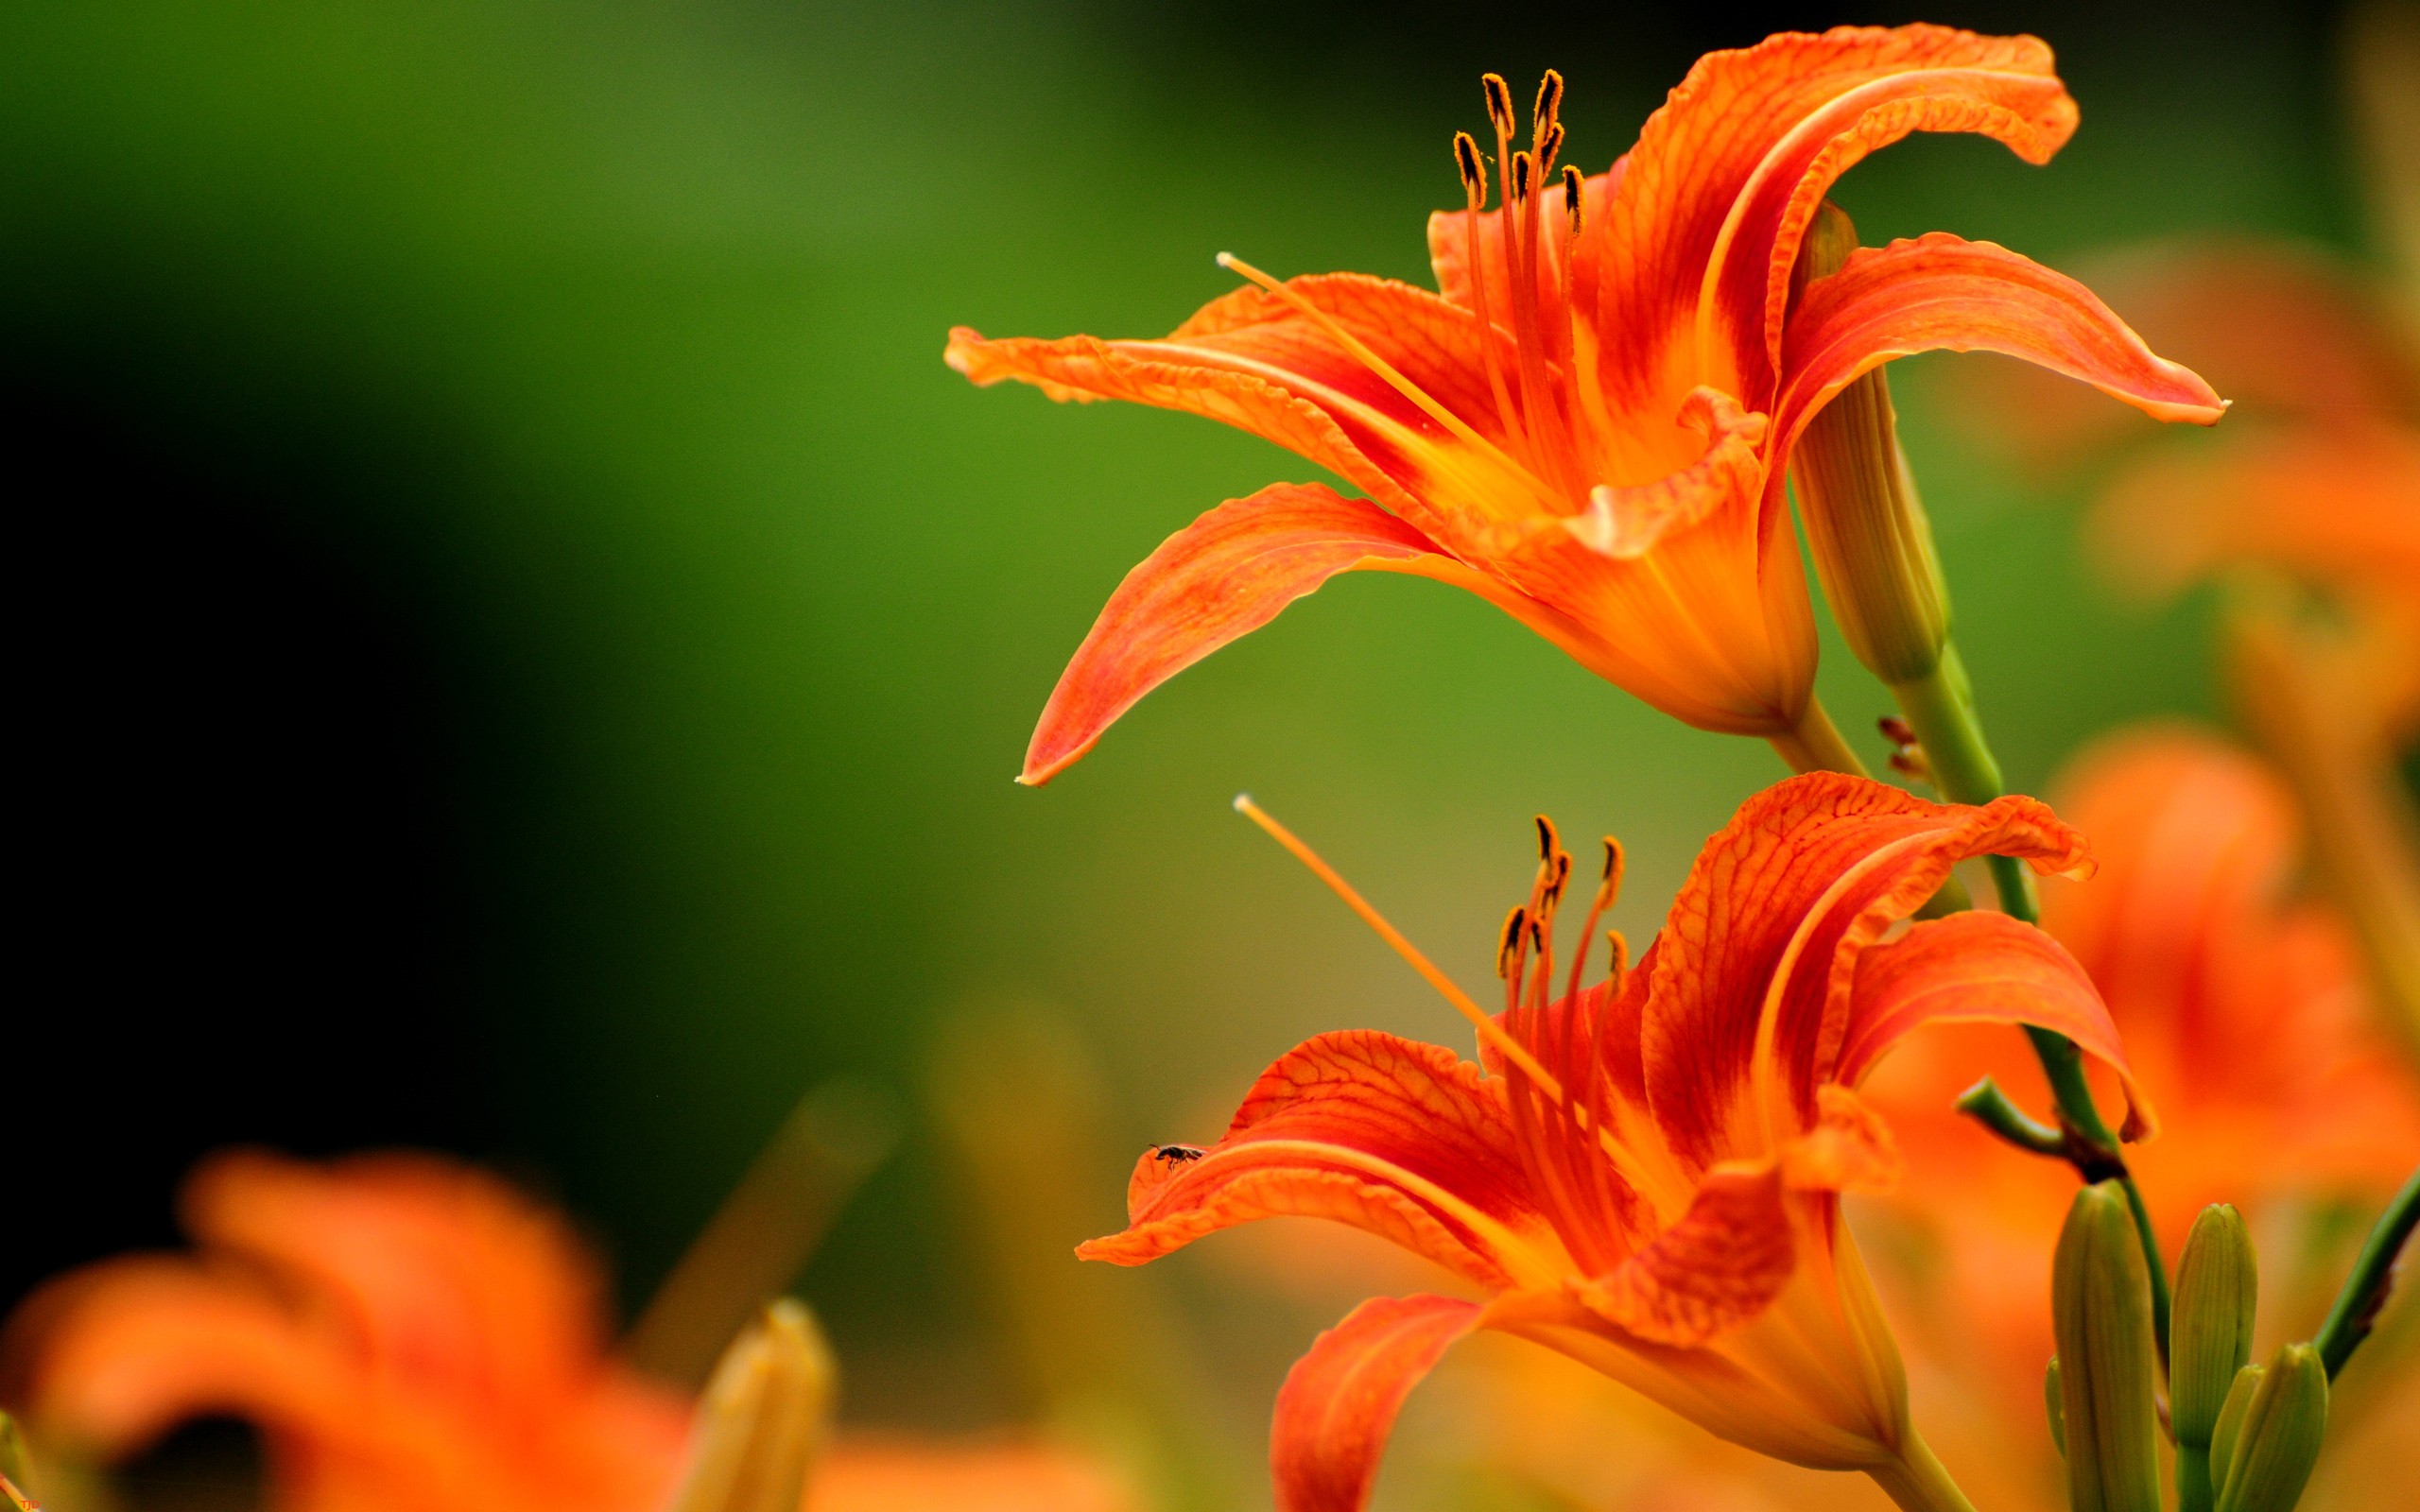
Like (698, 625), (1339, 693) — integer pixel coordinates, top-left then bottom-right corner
(2210, 1363), (2263, 1493)
(2173, 1204), (2259, 1448)
(1787, 200), (1952, 686)
(2214, 1343), (2328, 1512)
(665, 1298), (837, 1512)
(2044, 1355), (2066, 1457)
(2053, 1181), (2163, 1512)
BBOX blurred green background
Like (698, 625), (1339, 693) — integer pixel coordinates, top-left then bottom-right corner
(1, 0), (2379, 1470)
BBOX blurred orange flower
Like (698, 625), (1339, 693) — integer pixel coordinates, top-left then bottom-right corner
(949, 26), (2220, 782)
(1863, 730), (2420, 1462)
(1083, 775), (2144, 1511)
(4, 1150), (689, 1512)
(1, 1152), (1132, 1512)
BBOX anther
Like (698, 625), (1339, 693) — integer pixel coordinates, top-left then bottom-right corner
(1453, 132), (1487, 200)
(1533, 70), (1564, 139)
(1482, 74), (1515, 139)
(1512, 150), (1534, 202)
(1534, 815), (1559, 863)
(1497, 906), (1528, 978)
(1536, 122), (1564, 177)
(1562, 165), (1584, 233)
(1605, 929), (1631, 982)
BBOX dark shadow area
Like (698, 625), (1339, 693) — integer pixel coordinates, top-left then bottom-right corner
(6, 349), (498, 1312)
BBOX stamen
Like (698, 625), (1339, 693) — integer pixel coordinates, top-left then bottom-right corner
(1453, 131), (1486, 199)
(1532, 70), (1564, 143)
(1605, 929), (1630, 981)
(1234, 795), (1566, 1094)
(1498, 148), (1581, 492)
(1214, 252), (1546, 490)
(1562, 835), (1625, 1008)
(1496, 906), (1528, 980)
(1562, 165), (1584, 235)
(1482, 74), (1515, 141)
(1536, 122), (1564, 177)
(1453, 131), (1529, 455)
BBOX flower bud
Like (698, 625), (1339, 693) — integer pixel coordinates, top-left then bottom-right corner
(2173, 1204), (2260, 1449)
(664, 1299), (837, 1512)
(2210, 1363), (2262, 1491)
(1787, 200), (1952, 685)
(2214, 1343), (2328, 1512)
(2052, 1181), (2162, 1512)
(2044, 1354), (2066, 1457)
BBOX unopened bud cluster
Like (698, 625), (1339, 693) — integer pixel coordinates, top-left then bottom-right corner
(2048, 1195), (2332, 1512)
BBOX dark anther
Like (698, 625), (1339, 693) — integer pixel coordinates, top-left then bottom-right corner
(1482, 74), (1514, 137)
(1454, 131), (1485, 194)
(1534, 70), (1564, 134)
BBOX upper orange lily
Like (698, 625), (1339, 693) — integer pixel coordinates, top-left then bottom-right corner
(0, 1151), (1135, 1512)
(1080, 774), (2149, 1512)
(948, 26), (2222, 783)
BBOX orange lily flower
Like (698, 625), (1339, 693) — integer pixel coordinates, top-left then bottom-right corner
(949, 26), (2221, 784)
(1951, 236), (2420, 1054)
(2040, 730), (2420, 1219)
(1859, 728), (2420, 1496)
(1, 1151), (1132, 1512)
(1872, 726), (2420, 1254)
(3, 1150), (689, 1512)
(1080, 774), (2149, 1512)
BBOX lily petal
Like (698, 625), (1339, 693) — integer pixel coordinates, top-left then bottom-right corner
(1270, 1295), (1482, 1512)
(183, 1152), (619, 1409)
(1021, 485), (1444, 784)
(1078, 1031), (1564, 1290)
(1563, 387), (1770, 559)
(947, 273), (1545, 550)
(1642, 774), (2091, 1172)
(1018, 483), (1624, 784)
(2090, 421), (2420, 605)
(1776, 233), (2225, 459)
(1840, 909), (2157, 1140)
(6, 1260), (354, 1456)
(1600, 24), (2071, 408)
(1572, 1163), (1796, 1347)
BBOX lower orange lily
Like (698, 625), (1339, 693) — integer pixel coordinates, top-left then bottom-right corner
(0, 1152), (1133, 1512)
(1080, 775), (2149, 1512)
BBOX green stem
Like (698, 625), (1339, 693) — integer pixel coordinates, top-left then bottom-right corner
(1865, 1433), (1979, 1512)
(1955, 1076), (2066, 1156)
(2177, 1444), (2217, 1512)
(1769, 695), (1872, 777)
(1889, 643), (2172, 1363)
(2312, 1164), (2420, 1379)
